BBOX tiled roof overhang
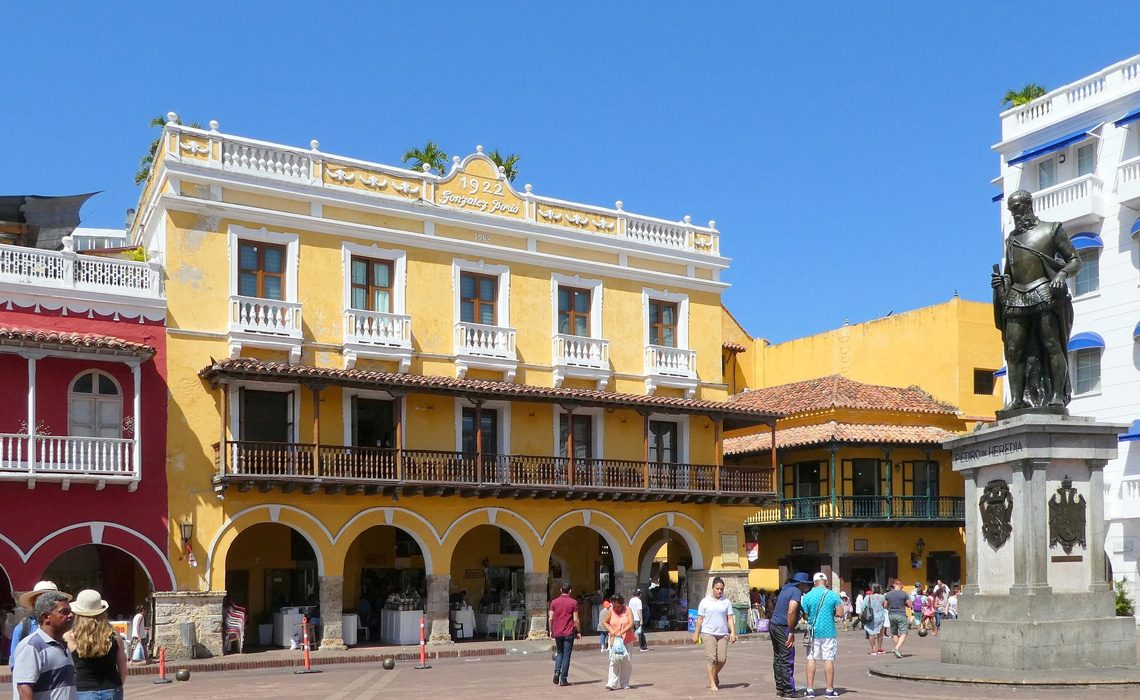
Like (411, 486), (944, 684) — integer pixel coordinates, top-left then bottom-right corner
(725, 421), (955, 456)
(0, 327), (155, 360)
(201, 357), (781, 429)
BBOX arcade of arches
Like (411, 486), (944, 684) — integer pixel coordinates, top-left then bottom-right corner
(180, 499), (759, 655)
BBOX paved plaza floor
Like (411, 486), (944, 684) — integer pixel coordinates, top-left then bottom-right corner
(112, 629), (1140, 698)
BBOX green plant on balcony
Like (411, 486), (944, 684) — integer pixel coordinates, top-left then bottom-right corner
(1115, 579), (1135, 617)
(1002, 83), (1047, 108)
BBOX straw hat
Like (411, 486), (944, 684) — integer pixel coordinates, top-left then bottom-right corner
(17, 581), (72, 610)
(71, 589), (110, 617)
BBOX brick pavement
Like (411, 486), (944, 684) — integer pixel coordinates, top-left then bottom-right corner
(100, 628), (1139, 698)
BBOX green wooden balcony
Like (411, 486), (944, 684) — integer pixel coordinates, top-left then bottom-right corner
(746, 495), (964, 525)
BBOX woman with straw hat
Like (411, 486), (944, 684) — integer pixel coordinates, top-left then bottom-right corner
(64, 590), (127, 700)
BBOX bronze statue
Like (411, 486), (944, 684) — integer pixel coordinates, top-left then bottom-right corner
(991, 190), (1080, 413)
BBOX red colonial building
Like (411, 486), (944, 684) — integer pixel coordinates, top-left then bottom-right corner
(0, 204), (171, 625)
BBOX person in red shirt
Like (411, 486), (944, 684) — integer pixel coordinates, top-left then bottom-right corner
(548, 581), (581, 687)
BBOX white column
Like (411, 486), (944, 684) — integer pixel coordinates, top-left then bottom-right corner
(22, 352), (40, 475)
(130, 360), (142, 481)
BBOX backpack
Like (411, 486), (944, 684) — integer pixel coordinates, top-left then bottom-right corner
(859, 599), (874, 625)
(912, 595), (923, 614)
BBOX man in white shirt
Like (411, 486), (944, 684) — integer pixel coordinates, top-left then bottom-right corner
(628, 589), (647, 651)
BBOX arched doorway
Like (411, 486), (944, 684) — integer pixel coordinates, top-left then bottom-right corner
(42, 544), (151, 619)
(343, 525), (426, 645)
(450, 524), (527, 638)
(224, 523), (319, 648)
(548, 525), (616, 636)
(636, 529), (693, 631)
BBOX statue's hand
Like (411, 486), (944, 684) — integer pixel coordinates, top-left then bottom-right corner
(1050, 271), (1067, 290)
(990, 273), (1006, 290)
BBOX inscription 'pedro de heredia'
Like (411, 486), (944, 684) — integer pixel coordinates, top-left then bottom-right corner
(980, 479), (1013, 549)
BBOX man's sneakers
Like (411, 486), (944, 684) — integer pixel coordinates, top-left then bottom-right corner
(825, 691), (840, 697)
(803, 690), (815, 697)
(893, 648), (903, 658)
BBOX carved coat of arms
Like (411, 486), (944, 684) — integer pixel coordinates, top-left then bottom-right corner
(1048, 476), (1087, 555)
(979, 479), (1013, 549)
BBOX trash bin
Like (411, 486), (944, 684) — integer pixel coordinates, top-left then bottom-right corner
(732, 602), (749, 635)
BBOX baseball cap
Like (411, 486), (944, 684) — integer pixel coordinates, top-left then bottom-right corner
(813, 572), (828, 583)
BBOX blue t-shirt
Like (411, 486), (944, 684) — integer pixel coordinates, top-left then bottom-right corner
(9, 617), (38, 668)
(769, 583), (802, 627)
(801, 587), (843, 639)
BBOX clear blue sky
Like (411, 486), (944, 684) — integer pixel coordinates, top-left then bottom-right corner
(3, 2), (1137, 342)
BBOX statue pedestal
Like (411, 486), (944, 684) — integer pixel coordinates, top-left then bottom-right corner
(941, 413), (1135, 670)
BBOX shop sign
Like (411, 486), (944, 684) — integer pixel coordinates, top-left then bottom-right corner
(745, 541), (759, 562)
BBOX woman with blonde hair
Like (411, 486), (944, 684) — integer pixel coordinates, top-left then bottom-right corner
(65, 590), (127, 700)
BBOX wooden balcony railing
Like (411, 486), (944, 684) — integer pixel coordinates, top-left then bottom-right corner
(747, 495), (965, 525)
(212, 442), (774, 499)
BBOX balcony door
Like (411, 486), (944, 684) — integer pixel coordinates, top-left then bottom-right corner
(842, 458), (884, 517)
(68, 371), (122, 438)
(461, 407), (498, 454)
(352, 397), (395, 448)
(240, 389), (292, 442)
(903, 460), (940, 517)
(238, 240), (285, 300)
(782, 462), (824, 519)
(460, 272), (497, 325)
(649, 420), (684, 489)
(350, 257), (392, 313)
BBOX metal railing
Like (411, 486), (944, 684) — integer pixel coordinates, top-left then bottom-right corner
(212, 443), (774, 496)
(747, 495), (964, 524)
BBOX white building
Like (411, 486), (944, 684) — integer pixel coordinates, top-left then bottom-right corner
(993, 54), (1140, 616)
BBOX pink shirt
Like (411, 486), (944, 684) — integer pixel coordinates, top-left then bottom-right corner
(549, 594), (578, 638)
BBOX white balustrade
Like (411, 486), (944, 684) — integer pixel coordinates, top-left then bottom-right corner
(344, 309), (412, 347)
(1066, 75), (1106, 105)
(1002, 54), (1140, 139)
(230, 295), (303, 337)
(0, 244), (162, 298)
(625, 217), (690, 249)
(222, 141), (311, 180)
(1116, 155), (1140, 206)
(0, 433), (135, 478)
(645, 344), (696, 377)
(554, 334), (609, 369)
(1032, 174), (1103, 223)
(454, 322), (516, 359)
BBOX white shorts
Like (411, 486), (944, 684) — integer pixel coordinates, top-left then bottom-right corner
(808, 637), (837, 661)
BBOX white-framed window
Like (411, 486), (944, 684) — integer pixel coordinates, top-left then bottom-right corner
(552, 406), (604, 460)
(1074, 249), (1100, 296)
(342, 243), (407, 314)
(68, 370), (123, 438)
(551, 273), (603, 338)
(453, 259), (510, 327)
(642, 288), (689, 349)
(1073, 349), (1101, 395)
(229, 382), (299, 443)
(1038, 158), (1056, 189)
(1076, 143), (1096, 177)
(228, 225), (299, 301)
(341, 388), (403, 448)
(454, 399), (511, 455)
(647, 414), (690, 465)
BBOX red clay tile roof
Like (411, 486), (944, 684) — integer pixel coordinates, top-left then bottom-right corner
(728, 375), (958, 416)
(722, 341), (748, 353)
(200, 357), (781, 424)
(724, 421), (956, 456)
(0, 327), (155, 359)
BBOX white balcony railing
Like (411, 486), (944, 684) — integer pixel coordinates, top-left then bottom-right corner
(1116, 155), (1140, 206)
(221, 140), (311, 180)
(553, 334), (609, 369)
(1002, 54), (1140, 139)
(645, 345), (697, 378)
(1032, 174), (1104, 224)
(1107, 475), (1140, 521)
(344, 309), (412, 348)
(229, 295), (303, 337)
(0, 243), (163, 298)
(454, 322), (516, 359)
(0, 434), (137, 480)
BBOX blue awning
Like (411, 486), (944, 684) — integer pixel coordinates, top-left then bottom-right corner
(1070, 232), (1103, 250)
(1008, 126), (1097, 166)
(1134, 321), (1140, 340)
(1115, 107), (1140, 127)
(1132, 217), (1140, 237)
(1068, 332), (1105, 351)
(992, 193), (1004, 203)
(1121, 420), (1140, 443)
(993, 367), (1007, 378)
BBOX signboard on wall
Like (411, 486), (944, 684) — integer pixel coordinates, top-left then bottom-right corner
(721, 533), (740, 565)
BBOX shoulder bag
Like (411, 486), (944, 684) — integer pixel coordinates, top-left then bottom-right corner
(803, 592), (824, 652)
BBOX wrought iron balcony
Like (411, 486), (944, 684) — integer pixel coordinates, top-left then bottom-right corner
(212, 441), (774, 503)
(746, 495), (965, 525)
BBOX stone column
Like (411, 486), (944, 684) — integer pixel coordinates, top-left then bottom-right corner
(525, 572), (550, 640)
(1026, 460), (1052, 595)
(961, 469), (980, 595)
(707, 570), (750, 604)
(1010, 461), (1029, 595)
(613, 571), (639, 598)
(1088, 459), (1109, 592)
(152, 591), (225, 659)
(685, 569), (709, 613)
(426, 574), (454, 645)
(318, 575), (347, 650)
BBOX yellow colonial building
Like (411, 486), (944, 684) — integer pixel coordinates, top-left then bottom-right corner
(132, 115), (778, 656)
(721, 302), (1004, 596)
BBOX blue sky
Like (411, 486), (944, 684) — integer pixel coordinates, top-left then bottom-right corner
(3, 2), (1137, 343)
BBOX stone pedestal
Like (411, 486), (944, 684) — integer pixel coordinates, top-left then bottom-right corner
(152, 591), (225, 659)
(941, 414), (1135, 670)
(318, 575), (347, 651)
(425, 574), (454, 645)
(613, 571), (639, 598)
(525, 572), (550, 640)
(708, 569), (750, 605)
(686, 569), (709, 612)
